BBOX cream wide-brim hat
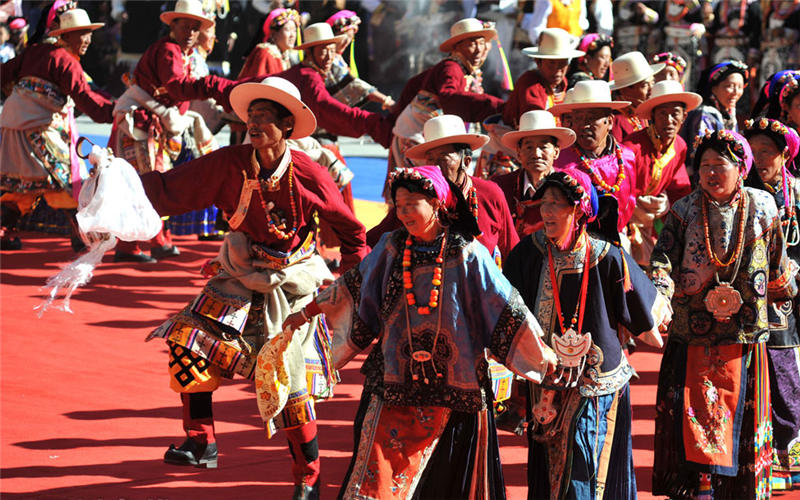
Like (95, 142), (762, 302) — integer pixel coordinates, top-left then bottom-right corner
(405, 115), (489, 161)
(521, 27), (584, 60)
(549, 80), (630, 115)
(635, 79), (702, 118)
(295, 22), (347, 51)
(160, 0), (214, 30)
(439, 18), (497, 53)
(229, 76), (317, 140)
(608, 51), (666, 91)
(49, 9), (104, 37)
(501, 110), (576, 150)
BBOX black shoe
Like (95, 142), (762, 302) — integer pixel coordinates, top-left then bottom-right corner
(164, 439), (218, 468)
(292, 483), (319, 500)
(151, 245), (180, 260)
(114, 251), (157, 263)
(0, 237), (22, 250)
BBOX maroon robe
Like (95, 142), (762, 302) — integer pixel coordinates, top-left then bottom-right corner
(502, 70), (554, 128)
(134, 36), (227, 114)
(275, 64), (393, 148)
(141, 145), (368, 271)
(492, 169), (543, 238)
(366, 176), (519, 262)
(622, 128), (691, 202)
(394, 58), (504, 124)
(0, 42), (113, 123)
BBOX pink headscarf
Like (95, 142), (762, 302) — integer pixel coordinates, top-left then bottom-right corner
(326, 10), (360, 33)
(389, 165), (455, 212)
(46, 0), (73, 32)
(8, 17), (27, 30)
(262, 8), (300, 40)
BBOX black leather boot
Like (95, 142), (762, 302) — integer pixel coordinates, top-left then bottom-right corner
(292, 483), (319, 500)
(164, 438), (218, 468)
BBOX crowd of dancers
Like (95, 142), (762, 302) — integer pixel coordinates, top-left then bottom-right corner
(2, 1), (800, 499)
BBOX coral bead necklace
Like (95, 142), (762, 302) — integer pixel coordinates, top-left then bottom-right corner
(403, 229), (447, 315)
(257, 161), (299, 240)
(577, 144), (626, 194)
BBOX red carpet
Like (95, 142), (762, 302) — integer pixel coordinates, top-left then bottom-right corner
(0, 233), (782, 499)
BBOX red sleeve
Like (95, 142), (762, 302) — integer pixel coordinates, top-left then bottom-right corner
(665, 145), (691, 203)
(479, 178), (519, 258)
(238, 46), (284, 79)
(611, 114), (625, 144)
(294, 153), (368, 270)
(141, 150), (230, 216)
(621, 138), (645, 197)
(52, 51), (113, 123)
(501, 71), (547, 126)
(0, 54), (21, 95)
(157, 42), (231, 103)
(366, 209), (401, 248)
(432, 60), (504, 123)
(293, 67), (393, 148)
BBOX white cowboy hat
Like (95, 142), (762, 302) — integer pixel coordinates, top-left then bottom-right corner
(548, 80), (630, 115)
(439, 18), (497, 53)
(635, 79), (702, 118)
(49, 9), (103, 37)
(295, 22), (347, 51)
(608, 51), (666, 90)
(160, 0), (214, 30)
(229, 76), (317, 139)
(522, 28), (584, 60)
(405, 115), (489, 161)
(501, 110), (576, 150)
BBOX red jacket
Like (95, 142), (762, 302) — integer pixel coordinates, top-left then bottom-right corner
(502, 70), (558, 128)
(0, 42), (113, 123)
(141, 145), (368, 270)
(622, 128), (691, 203)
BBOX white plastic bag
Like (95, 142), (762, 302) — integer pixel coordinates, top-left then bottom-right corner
(36, 144), (162, 316)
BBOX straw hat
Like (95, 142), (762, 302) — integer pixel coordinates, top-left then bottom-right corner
(405, 115), (489, 161)
(49, 9), (103, 37)
(229, 77), (317, 139)
(439, 18), (497, 53)
(608, 51), (666, 90)
(160, 0), (214, 30)
(635, 80), (702, 118)
(522, 28), (584, 60)
(548, 80), (630, 115)
(295, 22), (346, 51)
(501, 110), (576, 150)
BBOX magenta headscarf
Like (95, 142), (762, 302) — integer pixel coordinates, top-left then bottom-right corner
(45, 0), (73, 33)
(262, 8), (300, 40)
(389, 165), (456, 212)
(326, 10), (360, 33)
(693, 129), (754, 176)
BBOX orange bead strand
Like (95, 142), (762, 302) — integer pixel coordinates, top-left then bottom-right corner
(403, 232), (447, 315)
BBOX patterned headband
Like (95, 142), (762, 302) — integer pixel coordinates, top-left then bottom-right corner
(578, 33), (613, 55)
(327, 10), (360, 33)
(745, 118), (800, 161)
(707, 60), (748, 87)
(533, 169), (598, 220)
(693, 129), (753, 174)
(780, 78), (800, 111)
(389, 166), (455, 211)
(264, 8), (300, 34)
(766, 70), (798, 100)
(652, 52), (686, 74)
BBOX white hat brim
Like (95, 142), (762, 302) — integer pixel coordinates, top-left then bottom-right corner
(160, 11), (214, 30)
(549, 100), (631, 115)
(501, 127), (576, 151)
(296, 34), (347, 51)
(439, 29), (497, 53)
(522, 46), (585, 60)
(635, 92), (702, 118)
(230, 82), (317, 140)
(50, 23), (104, 37)
(608, 63), (667, 90)
(405, 134), (489, 161)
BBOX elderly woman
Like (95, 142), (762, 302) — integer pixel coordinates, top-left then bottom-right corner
(651, 130), (797, 499)
(566, 33), (613, 88)
(744, 118), (800, 491)
(680, 60), (749, 173)
(285, 165), (557, 499)
(0, 7), (112, 251)
(238, 8), (300, 79)
(503, 169), (667, 500)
